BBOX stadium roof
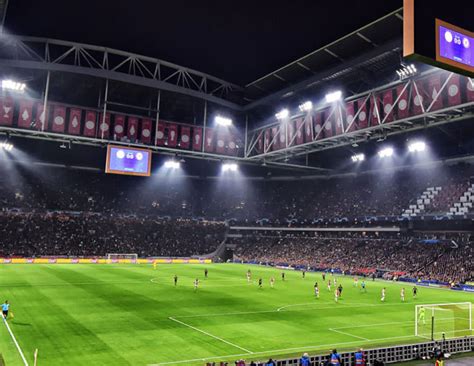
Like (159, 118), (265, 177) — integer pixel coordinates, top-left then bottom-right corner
(4, 1), (402, 86)
(243, 8), (404, 109)
(1, 2), (473, 175)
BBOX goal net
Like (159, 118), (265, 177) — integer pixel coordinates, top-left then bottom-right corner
(415, 302), (472, 340)
(106, 253), (138, 262)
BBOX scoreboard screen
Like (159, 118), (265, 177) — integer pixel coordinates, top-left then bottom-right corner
(105, 145), (152, 177)
(436, 19), (473, 71)
(404, 0), (473, 76)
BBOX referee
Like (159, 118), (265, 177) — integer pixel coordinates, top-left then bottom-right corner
(2, 300), (9, 320)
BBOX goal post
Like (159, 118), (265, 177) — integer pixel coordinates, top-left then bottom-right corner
(106, 253), (138, 263)
(415, 302), (472, 340)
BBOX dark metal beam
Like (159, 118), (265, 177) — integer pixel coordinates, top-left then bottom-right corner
(0, 59), (243, 110)
(243, 38), (402, 111)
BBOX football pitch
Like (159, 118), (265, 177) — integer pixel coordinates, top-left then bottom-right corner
(0, 263), (472, 366)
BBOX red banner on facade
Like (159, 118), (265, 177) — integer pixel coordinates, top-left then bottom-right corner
(180, 126), (191, 149)
(467, 78), (474, 102)
(204, 128), (215, 152)
(51, 105), (66, 133)
(295, 118), (304, 145)
(264, 129), (271, 152)
(314, 111), (323, 139)
(215, 128), (226, 153)
(356, 98), (368, 129)
(446, 74), (462, 106)
(426, 74), (443, 111)
(271, 126), (279, 150)
(323, 109), (333, 138)
(192, 127), (202, 150)
(83, 110), (97, 137)
(304, 114), (313, 142)
(127, 117), (139, 141)
(113, 115), (125, 140)
(167, 123), (178, 147)
(256, 130), (264, 153)
(286, 120), (295, 147)
(98, 112), (111, 139)
(382, 89), (395, 123)
(0, 97), (14, 126)
(369, 94), (381, 126)
(396, 84), (410, 120)
(226, 132), (238, 156)
(155, 122), (166, 146)
(68, 108), (82, 135)
(35, 102), (49, 131)
(412, 79), (426, 115)
(345, 101), (356, 132)
(140, 118), (152, 144)
(334, 107), (344, 135)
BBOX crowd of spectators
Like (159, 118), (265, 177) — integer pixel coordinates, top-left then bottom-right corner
(0, 211), (226, 257)
(1, 163), (473, 223)
(232, 232), (473, 283)
(0, 163), (473, 267)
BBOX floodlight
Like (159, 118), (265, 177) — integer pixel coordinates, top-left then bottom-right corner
(396, 64), (417, 80)
(215, 116), (232, 126)
(275, 109), (289, 120)
(2, 79), (26, 92)
(0, 142), (13, 151)
(164, 160), (180, 169)
(222, 163), (238, 172)
(325, 90), (342, 103)
(378, 147), (394, 158)
(351, 153), (365, 162)
(408, 141), (426, 153)
(298, 101), (313, 112)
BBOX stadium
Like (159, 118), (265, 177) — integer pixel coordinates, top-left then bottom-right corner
(0, 0), (473, 365)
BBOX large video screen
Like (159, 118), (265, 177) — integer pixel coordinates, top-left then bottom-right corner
(105, 145), (152, 177)
(404, 0), (473, 76)
(436, 19), (473, 72)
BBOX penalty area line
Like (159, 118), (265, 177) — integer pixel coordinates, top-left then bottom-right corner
(2, 315), (29, 366)
(328, 328), (369, 341)
(168, 316), (253, 354)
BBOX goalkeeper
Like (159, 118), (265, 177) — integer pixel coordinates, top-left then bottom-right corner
(418, 306), (426, 325)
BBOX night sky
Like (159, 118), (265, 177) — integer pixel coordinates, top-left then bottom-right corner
(5, 0), (402, 84)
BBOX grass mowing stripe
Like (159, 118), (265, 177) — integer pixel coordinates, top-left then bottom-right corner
(1, 264), (472, 366)
(168, 317), (253, 354)
(2, 316), (29, 366)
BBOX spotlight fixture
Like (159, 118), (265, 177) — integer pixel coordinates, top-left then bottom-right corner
(408, 140), (426, 153)
(0, 142), (14, 151)
(351, 153), (365, 162)
(215, 116), (233, 126)
(325, 90), (342, 103)
(298, 101), (313, 112)
(396, 64), (417, 80)
(164, 160), (180, 169)
(2, 79), (26, 92)
(378, 147), (394, 158)
(275, 109), (289, 120)
(222, 162), (238, 172)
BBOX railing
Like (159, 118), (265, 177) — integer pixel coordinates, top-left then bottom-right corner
(208, 336), (474, 366)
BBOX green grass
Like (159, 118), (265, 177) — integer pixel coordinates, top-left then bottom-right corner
(0, 263), (472, 366)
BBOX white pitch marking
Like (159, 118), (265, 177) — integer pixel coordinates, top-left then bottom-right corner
(168, 316), (253, 354)
(329, 328), (369, 341)
(2, 315), (29, 366)
(276, 302), (374, 311)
